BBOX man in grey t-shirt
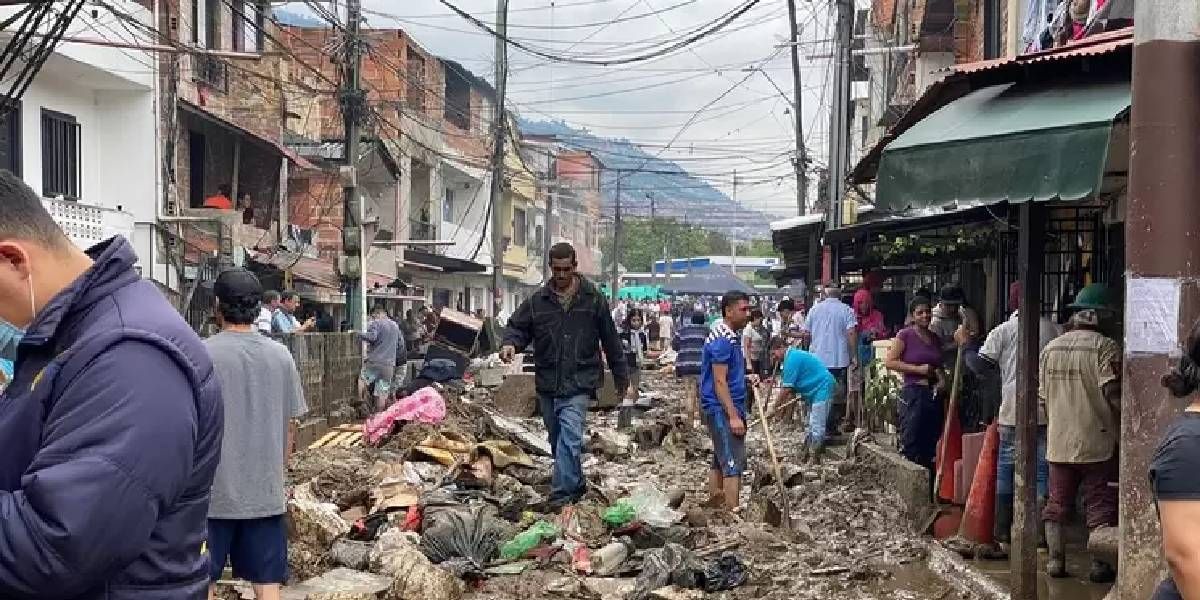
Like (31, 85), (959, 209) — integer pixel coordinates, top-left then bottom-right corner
(204, 269), (307, 599)
(360, 305), (402, 412)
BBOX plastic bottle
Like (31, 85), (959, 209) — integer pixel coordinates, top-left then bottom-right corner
(591, 538), (632, 576)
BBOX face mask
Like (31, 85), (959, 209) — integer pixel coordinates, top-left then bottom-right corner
(0, 319), (22, 362)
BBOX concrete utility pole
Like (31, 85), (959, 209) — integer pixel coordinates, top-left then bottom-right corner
(340, 0), (365, 330)
(1120, 2), (1200, 598)
(542, 158), (555, 281)
(648, 192), (655, 284)
(611, 176), (622, 301)
(825, 0), (852, 281)
(786, 0), (808, 214)
(489, 0), (510, 318)
(1012, 202), (1044, 600)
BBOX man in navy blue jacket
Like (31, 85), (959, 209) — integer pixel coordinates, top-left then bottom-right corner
(0, 171), (224, 599)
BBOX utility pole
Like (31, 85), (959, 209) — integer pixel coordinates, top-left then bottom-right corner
(786, 0), (809, 214)
(648, 192), (655, 284)
(340, 0), (365, 330)
(542, 164), (555, 282)
(610, 176), (622, 301)
(825, 0), (852, 281)
(489, 0), (509, 318)
(1120, 2), (1200, 598)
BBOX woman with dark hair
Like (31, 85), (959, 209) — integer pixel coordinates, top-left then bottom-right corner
(617, 308), (650, 426)
(885, 297), (945, 475)
(1150, 320), (1200, 599)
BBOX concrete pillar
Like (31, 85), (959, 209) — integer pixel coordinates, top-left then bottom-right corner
(1120, 2), (1200, 598)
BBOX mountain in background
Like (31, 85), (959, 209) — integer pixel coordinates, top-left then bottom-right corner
(519, 119), (774, 241)
(275, 7), (329, 27)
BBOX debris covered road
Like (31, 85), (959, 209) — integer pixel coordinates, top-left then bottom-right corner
(238, 367), (968, 600)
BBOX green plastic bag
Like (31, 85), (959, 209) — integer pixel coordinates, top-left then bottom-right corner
(499, 520), (560, 559)
(602, 500), (637, 527)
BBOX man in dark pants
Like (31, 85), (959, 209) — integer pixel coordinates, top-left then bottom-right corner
(501, 243), (631, 510)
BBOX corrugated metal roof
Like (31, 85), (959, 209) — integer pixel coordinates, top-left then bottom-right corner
(951, 27), (1132, 74)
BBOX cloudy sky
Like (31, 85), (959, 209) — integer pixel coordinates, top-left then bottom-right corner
(289, 0), (840, 218)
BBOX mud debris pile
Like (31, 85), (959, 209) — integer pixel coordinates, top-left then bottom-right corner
(215, 369), (967, 600)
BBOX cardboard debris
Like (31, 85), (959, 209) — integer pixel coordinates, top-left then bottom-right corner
(369, 480), (421, 513)
(310, 425), (364, 449)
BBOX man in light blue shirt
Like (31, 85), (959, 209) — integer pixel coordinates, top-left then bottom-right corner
(771, 339), (836, 463)
(802, 284), (857, 429)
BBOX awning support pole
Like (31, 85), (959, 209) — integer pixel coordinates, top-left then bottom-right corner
(1012, 201), (1043, 599)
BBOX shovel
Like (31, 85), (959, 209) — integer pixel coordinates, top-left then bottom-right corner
(753, 393), (796, 535)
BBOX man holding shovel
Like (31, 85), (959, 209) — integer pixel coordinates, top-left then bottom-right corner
(768, 338), (837, 463)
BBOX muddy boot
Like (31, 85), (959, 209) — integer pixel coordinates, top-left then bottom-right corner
(810, 443), (825, 465)
(1089, 559), (1116, 584)
(1045, 521), (1068, 578)
(1037, 499), (1048, 549)
(993, 495), (1013, 546)
(798, 442), (811, 464)
(617, 405), (635, 430)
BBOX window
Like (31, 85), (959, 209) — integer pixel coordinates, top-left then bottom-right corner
(232, 0), (264, 53)
(512, 207), (527, 246)
(204, 0), (218, 49)
(406, 49), (425, 113)
(190, 0), (199, 44)
(0, 101), (21, 176)
(444, 67), (471, 130)
(442, 188), (455, 222)
(41, 109), (80, 200)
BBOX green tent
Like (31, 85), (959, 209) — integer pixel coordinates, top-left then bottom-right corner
(600, 285), (662, 300)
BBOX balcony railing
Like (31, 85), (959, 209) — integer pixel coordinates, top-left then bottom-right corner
(193, 55), (228, 92)
(42, 197), (133, 251)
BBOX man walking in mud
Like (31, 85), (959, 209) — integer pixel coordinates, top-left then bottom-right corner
(500, 242), (632, 510)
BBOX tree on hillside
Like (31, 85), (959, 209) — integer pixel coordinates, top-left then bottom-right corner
(599, 218), (778, 274)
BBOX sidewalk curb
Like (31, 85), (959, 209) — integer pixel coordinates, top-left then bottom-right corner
(927, 544), (1011, 600)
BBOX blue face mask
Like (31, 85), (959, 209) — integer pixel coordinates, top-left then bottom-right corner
(0, 319), (22, 363)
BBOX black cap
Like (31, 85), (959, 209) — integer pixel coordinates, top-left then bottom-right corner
(214, 268), (263, 305)
(938, 284), (965, 304)
(777, 298), (796, 312)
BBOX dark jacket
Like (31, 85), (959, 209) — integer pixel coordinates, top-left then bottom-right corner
(0, 237), (223, 599)
(503, 276), (630, 398)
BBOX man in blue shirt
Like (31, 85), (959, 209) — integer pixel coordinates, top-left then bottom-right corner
(700, 290), (753, 511)
(771, 338), (837, 463)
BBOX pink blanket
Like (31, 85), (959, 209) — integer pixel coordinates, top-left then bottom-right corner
(363, 386), (447, 445)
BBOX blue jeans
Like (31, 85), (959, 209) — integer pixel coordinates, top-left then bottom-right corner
(996, 424), (1048, 498)
(807, 400), (832, 447)
(539, 393), (590, 503)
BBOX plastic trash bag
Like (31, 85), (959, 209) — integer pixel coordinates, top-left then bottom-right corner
(626, 483), (684, 528)
(420, 504), (503, 578)
(602, 500), (637, 527)
(499, 520), (559, 559)
(703, 553), (749, 591)
(630, 543), (705, 600)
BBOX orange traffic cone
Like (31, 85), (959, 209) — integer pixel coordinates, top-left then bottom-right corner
(961, 421), (1000, 543)
(935, 402), (962, 503)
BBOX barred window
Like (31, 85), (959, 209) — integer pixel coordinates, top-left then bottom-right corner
(41, 109), (80, 200)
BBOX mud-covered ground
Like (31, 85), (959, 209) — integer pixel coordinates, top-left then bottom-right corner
(277, 369), (968, 599)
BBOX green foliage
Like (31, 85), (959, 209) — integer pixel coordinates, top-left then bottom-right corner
(600, 217), (778, 273)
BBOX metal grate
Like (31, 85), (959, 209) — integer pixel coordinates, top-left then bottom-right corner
(40, 109), (79, 200)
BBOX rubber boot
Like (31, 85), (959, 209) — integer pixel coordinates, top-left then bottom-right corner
(976, 496), (1012, 560)
(1045, 521), (1068, 578)
(810, 442), (825, 465)
(798, 441), (811, 464)
(1089, 559), (1117, 584)
(617, 405), (635, 430)
(1037, 499), (1048, 549)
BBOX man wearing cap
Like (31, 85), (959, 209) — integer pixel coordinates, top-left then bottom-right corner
(1039, 283), (1121, 583)
(205, 269), (308, 599)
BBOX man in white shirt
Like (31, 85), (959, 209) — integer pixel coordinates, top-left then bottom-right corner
(960, 281), (1060, 559)
(255, 290), (280, 334)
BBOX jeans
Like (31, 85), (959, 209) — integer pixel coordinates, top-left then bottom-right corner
(996, 425), (1049, 498)
(898, 385), (942, 471)
(807, 400), (831, 447)
(539, 393), (591, 503)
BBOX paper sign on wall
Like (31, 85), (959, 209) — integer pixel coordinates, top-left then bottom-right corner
(1126, 277), (1181, 355)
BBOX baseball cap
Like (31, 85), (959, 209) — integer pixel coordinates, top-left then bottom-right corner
(214, 268), (263, 305)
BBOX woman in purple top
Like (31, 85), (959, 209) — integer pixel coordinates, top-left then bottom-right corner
(885, 297), (944, 475)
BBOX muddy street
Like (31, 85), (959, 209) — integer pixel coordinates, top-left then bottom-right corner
(242, 368), (978, 600)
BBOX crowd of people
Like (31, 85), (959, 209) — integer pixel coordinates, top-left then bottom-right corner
(1, 159), (1199, 598)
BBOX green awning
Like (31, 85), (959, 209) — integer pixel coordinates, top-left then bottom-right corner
(874, 80), (1130, 212)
